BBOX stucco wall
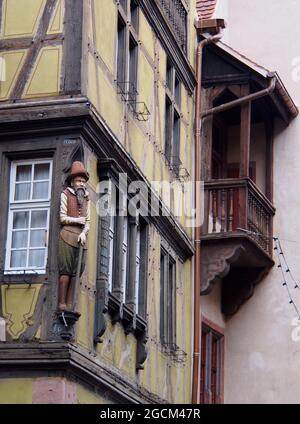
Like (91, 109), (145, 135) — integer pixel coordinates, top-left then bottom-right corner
(201, 281), (226, 329)
(215, 0), (300, 404)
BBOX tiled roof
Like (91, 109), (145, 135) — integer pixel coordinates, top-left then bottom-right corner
(196, 0), (217, 19)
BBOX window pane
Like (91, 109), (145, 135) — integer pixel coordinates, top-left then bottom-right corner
(13, 211), (29, 229)
(164, 96), (172, 162)
(166, 60), (173, 92)
(29, 249), (45, 267)
(31, 210), (47, 228)
(135, 229), (141, 314)
(30, 230), (45, 247)
(129, 36), (138, 97)
(34, 163), (50, 180)
(16, 165), (31, 182)
(175, 76), (181, 105)
(32, 182), (49, 199)
(130, 0), (139, 32)
(15, 183), (31, 201)
(10, 250), (27, 268)
(12, 230), (28, 248)
(117, 16), (126, 83)
(172, 111), (181, 170)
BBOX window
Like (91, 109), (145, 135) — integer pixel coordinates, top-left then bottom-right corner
(200, 322), (224, 404)
(117, 17), (126, 84)
(5, 159), (52, 273)
(108, 198), (116, 292)
(160, 247), (176, 346)
(165, 59), (181, 173)
(130, 217), (148, 317)
(116, 0), (139, 100)
(121, 216), (128, 303)
(106, 185), (148, 318)
(130, 0), (139, 33)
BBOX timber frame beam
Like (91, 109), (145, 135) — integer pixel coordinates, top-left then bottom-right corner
(0, 342), (167, 404)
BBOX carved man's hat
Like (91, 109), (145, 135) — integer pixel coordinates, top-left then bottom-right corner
(67, 161), (89, 183)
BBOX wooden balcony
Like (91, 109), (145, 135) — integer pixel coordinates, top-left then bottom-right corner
(201, 178), (275, 315)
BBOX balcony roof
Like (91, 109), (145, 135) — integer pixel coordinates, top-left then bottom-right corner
(199, 34), (298, 123)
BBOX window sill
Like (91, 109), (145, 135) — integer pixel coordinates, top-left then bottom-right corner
(107, 292), (147, 335)
(107, 292), (148, 371)
(0, 271), (48, 285)
(4, 270), (46, 275)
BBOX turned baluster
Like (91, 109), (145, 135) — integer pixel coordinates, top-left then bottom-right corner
(228, 189), (233, 232)
(221, 189), (226, 232)
(212, 189), (217, 233)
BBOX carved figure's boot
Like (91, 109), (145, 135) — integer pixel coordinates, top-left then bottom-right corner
(58, 275), (70, 311)
(66, 277), (76, 311)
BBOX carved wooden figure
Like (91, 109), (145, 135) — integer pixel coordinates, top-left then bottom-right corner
(58, 161), (90, 312)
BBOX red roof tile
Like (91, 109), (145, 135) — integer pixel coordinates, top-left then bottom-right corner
(196, 0), (217, 19)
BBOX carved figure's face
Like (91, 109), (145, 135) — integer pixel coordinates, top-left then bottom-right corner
(71, 176), (87, 190)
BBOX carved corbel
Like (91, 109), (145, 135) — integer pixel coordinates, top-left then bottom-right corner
(201, 243), (245, 294)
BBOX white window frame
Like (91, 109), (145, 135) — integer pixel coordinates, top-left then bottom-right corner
(108, 213), (115, 292)
(135, 226), (141, 314)
(121, 216), (128, 303)
(107, 181), (116, 292)
(5, 159), (52, 274)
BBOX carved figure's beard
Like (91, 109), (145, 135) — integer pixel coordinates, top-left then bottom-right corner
(75, 187), (85, 206)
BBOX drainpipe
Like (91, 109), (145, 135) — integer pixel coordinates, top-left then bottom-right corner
(192, 29), (223, 404)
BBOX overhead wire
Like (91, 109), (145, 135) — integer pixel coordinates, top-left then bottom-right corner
(238, 228), (300, 319)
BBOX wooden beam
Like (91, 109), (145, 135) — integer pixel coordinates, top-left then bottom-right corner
(10, 0), (58, 100)
(265, 119), (273, 202)
(0, 34), (64, 51)
(63, 0), (83, 93)
(239, 85), (251, 178)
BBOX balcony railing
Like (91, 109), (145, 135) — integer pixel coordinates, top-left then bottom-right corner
(202, 178), (275, 255)
(156, 0), (187, 53)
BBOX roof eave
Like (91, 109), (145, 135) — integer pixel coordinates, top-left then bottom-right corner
(199, 35), (298, 122)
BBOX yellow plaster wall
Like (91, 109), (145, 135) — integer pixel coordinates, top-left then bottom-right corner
(91, 0), (116, 75)
(77, 384), (112, 404)
(139, 12), (155, 60)
(1, 284), (41, 339)
(23, 45), (62, 98)
(0, 0), (64, 101)
(1, 0), (46, 39)
(87, 51), (124, 139)
(0, 50), (27, 100)
(0, 379), (32, 404)
(137, 52), (155, 135)
(96, 319), (137, 379)
(47, 0), (64, 35)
